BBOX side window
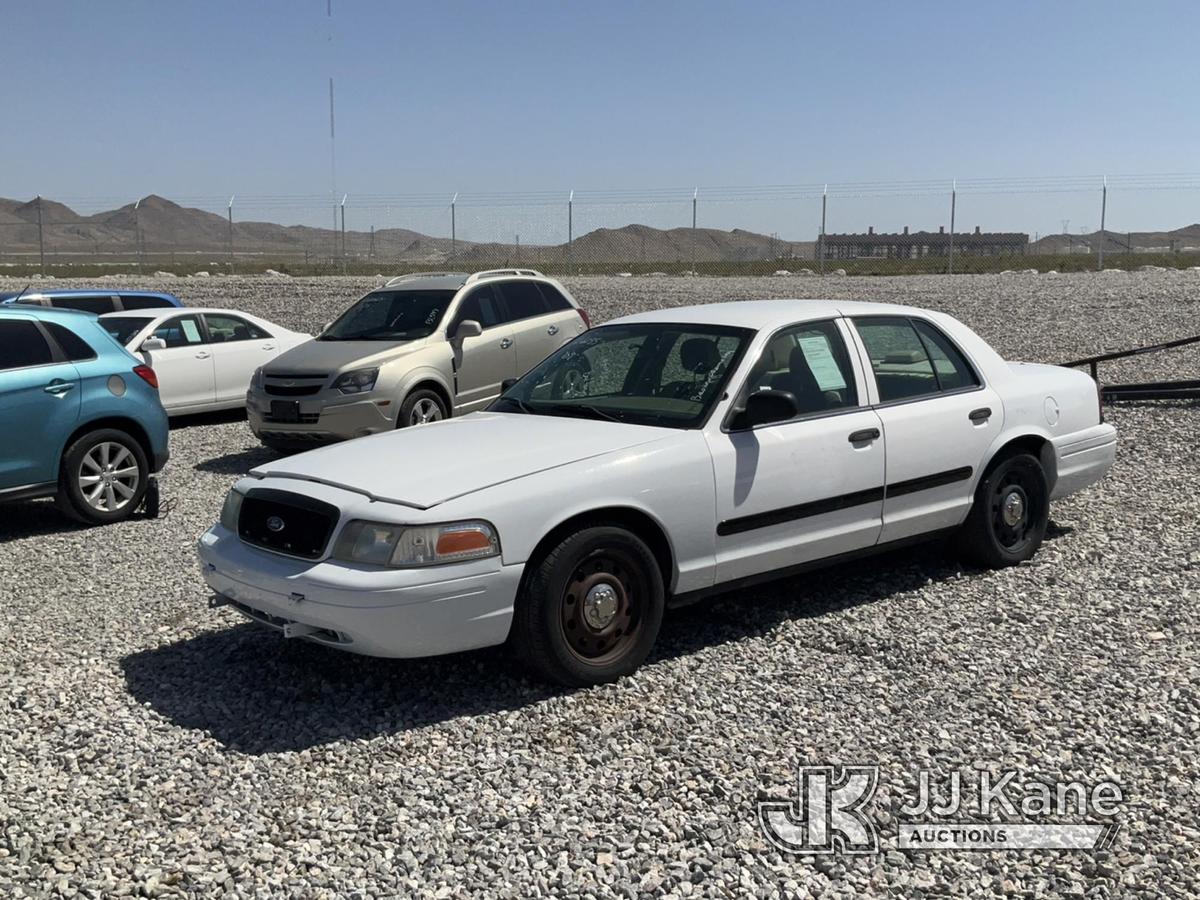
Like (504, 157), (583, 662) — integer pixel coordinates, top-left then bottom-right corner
(204, 313), (269, 343)
(452, 286), (501, 331)
(119, 294), (175, 311)
(0, 320), (55, 370)
(44, 322), (97, 361)
(50, 295), (117, 314)
(498, 280), (549, 321)
(535, 282), (572, 312)
(745, 320), (859, 416)
(153, 315), (206, 348)
(853, 317), (940, 402)
(912, 319), (979, 391)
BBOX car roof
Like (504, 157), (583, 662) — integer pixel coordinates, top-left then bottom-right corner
(0, 289), (180, 302)
(99, 306), (252, 319)
(376, 273), (469, 292)
(608, 298), (937, 331)
(0, 304), (106, 323)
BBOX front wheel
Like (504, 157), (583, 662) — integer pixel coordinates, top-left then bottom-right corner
(398, 388), (447, 428)
(57, 429), (150, 525)
(955, 452), (1049, 568)
(511, 526), (665, 686)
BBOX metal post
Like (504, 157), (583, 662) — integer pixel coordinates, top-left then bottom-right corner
(819, 185), (827, 276)
(1098, 177), (1107, 271)
(369, 225), (375, 260)
(567, 189), (573, 261)
(948, 180), (956, 275)
(692, 188), (698, 230)
(515, 234), (520, 263)
(36, 194), (45, 276)
(134, 197), (142, 275)
(340, 194), (347, 272)
(227, 194), (235, 275)
(451, 193), (457, 259)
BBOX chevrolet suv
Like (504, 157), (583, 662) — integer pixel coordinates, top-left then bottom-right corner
(247, 270), (588, 451)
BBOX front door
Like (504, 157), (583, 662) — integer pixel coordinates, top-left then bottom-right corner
(706, 319), (886, 584)
(849, 315), (1003, 543)
(448, 284), (517, 413)
(0, 318), (81, 489)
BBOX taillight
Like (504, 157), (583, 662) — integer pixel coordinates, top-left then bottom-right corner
(577, 307), (591, 328)
(1096, 379), (1104, 424)
(133, 365), (159, 389)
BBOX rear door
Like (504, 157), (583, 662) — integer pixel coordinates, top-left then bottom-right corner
(849, 315), (1002, 543)
(535, 281), (586, 350)
(705, 318), (886, 583)
(0, 317), (81, 489)
(498, 279), (567, 374)
(203, 313), (277, 403)
(448, 284), (517, 413)
(140, 313), (216, 411)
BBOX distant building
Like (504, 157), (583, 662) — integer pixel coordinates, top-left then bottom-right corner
(819, 225), (1028, 260)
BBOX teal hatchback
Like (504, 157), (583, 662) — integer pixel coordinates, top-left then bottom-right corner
(0, 306), (169, 524)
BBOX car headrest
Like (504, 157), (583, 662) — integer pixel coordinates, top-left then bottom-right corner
(788, 345), (822, 392)
(680, 338), (720, 375)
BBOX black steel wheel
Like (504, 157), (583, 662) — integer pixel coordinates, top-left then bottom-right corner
(956, 451), (1049, 568)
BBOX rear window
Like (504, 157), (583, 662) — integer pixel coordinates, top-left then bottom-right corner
(0, 320), (54, 370)
(536, 282), (572, 311)
(101, 317), (154, 347)
(499, 281), (549, 321)
(48, 295), (117, 314)
(119, 294), (175, 311)
(44, 322), (97, 361)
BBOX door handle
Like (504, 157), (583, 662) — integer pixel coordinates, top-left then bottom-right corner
(547, 324), (559, 336)
(195, 351), (211, 359)
(969, 407), (992, 422)
(44, 380), (75, 395)
(499, 338), (513, 349)
(848, 427), (880, 443)
(261, 344), (276, 351)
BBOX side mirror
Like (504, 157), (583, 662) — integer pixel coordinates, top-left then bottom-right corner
(140, 337), (167, 352)
(501, 377), (519, 392)
(453, 319), (483, 341)
(731, 389), (799, 430)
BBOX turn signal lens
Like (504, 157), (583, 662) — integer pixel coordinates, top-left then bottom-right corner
(435, 525), (495, 558)
(333, 519), (499, 567)
(133, 365), (158, 389)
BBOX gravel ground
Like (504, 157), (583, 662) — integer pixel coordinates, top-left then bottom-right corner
(0, 271), (1197, 897)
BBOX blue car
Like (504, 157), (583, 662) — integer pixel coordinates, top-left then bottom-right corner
(1, 289), (183, 314)
(0, 306), (170, 524)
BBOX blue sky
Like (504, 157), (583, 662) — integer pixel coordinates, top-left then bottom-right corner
(4, 0), (1199, 240)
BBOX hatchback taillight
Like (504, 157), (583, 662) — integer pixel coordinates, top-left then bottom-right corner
(133, 365), (159, 389)
(577, 307), (591, 328)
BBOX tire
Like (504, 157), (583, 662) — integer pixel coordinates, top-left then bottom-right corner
(550, 359), (591, 399)
(956, 451), (1049, 569)
(56, 428), (150, 525)
(510, 525), (665, 687)
(398, 388), (448, 428)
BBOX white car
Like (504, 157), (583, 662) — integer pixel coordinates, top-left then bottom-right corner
(198, 300), (1117, 686)
(100, 309), (310, 415)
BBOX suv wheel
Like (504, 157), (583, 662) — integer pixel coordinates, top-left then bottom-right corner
(57, 428), (149, 525)
(511, 525), (665, 686)
(399, 389), (447, 427)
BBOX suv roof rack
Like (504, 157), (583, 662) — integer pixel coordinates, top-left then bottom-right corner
(384, 272), (467, 287)
(464, 268), (545, 284)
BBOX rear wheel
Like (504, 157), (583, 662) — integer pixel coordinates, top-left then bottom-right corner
(399, 388), (447, 427)
(511, 526), (664, 686)
(956, 452), (1049, 568)
(57, 429), (149, 525)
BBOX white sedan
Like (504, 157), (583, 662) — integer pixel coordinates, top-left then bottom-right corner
(198, 299), (1116, 685)
(101, 308), (309, 415)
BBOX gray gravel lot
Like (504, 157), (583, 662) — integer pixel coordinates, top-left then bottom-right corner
(0, 271), (1197, 897)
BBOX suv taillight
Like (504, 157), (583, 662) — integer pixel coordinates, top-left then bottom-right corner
(577, 307), (591, 328)
(134, 365), (159, 389)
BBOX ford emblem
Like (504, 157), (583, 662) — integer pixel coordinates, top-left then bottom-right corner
(266, 515), (286, 533)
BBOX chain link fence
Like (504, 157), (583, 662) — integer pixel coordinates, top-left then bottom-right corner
(2, 175), (1198, 277)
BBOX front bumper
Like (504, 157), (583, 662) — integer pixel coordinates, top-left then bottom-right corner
(247, 390), (395, 444)
(1051, 423), (1117, 499)
(198, 524), (523, 657)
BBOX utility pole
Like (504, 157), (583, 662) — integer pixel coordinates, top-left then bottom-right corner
(134, 197), (142, 275)
(567, 189), (573, 261)
(819, 185), (827, 276)
(227, 195), (235, 275)
(692, 188), (698, 229)
(369, 225), (375, 260)
(340, 194), (347, 272)
(1098, 177), (1107, 271)
(947, 180), (956, 275)
(451, 193), (457, 260)
(36, 194), (46, 276)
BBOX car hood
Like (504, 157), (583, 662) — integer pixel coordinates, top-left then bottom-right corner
(264, 337), (429, 375)
(250, 412), (671, 509)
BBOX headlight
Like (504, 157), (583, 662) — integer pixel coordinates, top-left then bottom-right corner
(332, 367), (379, 394)
(332, 519), (499, 567)
(251, 367), (264, 390)
(219, 488), (244, 531)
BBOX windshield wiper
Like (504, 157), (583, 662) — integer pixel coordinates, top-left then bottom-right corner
(542, 403), (624, 423)
(494, 395), (538, 415)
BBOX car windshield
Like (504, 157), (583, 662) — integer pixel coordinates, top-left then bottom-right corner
(318, 290), (455, 341)
(490, 323), (752, 428)
(100, 316), (154, 346)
